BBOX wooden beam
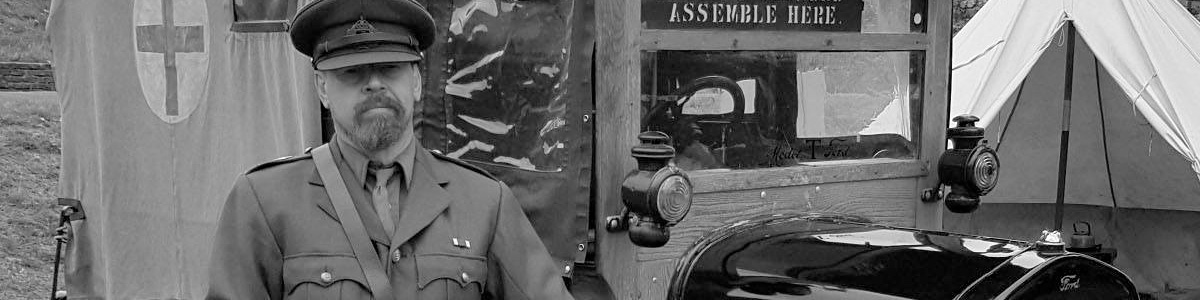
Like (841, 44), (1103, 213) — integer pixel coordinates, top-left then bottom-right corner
(595, 0), (641, 298)
(687, 159), (928, 193)
(914, 0), (953, 230)
(641, 30), (929, 51)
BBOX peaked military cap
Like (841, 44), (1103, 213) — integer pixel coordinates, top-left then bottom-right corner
(289, 0), (436, 70)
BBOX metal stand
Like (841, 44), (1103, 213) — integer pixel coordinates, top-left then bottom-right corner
(51, 198), (85, 300)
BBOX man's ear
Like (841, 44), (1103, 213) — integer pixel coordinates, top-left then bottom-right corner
(412, 66), (423, 101)
(314, 71), (330, 108)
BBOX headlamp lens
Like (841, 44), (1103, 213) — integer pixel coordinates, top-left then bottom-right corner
(972, 151), (999, 194)
(656, 175), (693, 224)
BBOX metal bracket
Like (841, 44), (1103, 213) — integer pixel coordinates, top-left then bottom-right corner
(921, 184), (949, 203)
(57, 198), (86, 221)
(604, 208), (632, 232)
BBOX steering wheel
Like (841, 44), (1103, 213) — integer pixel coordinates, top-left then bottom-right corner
(642, 75), (746, 134)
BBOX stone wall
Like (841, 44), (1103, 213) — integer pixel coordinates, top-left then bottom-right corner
(0, 62), (55, 91)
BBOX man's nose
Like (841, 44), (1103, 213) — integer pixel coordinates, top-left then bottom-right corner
(362, 72), (387, 93)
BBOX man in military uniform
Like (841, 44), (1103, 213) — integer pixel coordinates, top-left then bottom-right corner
(205, 0), (575, 299)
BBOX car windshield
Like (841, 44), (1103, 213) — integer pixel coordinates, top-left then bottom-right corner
(640, 50), (922, 170)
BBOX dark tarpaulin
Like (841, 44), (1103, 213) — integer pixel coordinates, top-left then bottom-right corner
(417, 0), (594, 272)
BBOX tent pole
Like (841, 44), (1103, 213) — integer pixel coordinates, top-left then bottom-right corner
(1054, 21), (1077, 231)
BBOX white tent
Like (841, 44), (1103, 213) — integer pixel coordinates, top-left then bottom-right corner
(945, 0), (1200, 294)
(950, 0), (1200, 211)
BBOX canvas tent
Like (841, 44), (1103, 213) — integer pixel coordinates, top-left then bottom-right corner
(945, 0), (1200, 293)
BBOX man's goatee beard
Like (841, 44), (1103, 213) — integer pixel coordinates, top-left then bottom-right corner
(347, 94), (406, 152)
(348, 119), (403, 152)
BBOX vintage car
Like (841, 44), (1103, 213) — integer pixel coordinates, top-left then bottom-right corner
(668, 213), (1138, 299)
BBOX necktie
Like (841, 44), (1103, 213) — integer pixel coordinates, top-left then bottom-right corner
(367, 163), (396, 237)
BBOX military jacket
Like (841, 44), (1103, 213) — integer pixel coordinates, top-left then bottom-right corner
(206, 142), (574, 300)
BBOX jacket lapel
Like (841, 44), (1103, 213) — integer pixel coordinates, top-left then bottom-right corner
(308, 161), (392, 247)
(389, 149), (451, 250)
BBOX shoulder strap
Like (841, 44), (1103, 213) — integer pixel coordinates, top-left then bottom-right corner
(312, 145), (394, 299)
(247, 154), (311, 174)
(428, 150), (498, 181)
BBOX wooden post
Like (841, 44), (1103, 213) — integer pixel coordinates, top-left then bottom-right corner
(916, 0), (952, 229)
(595, 0), (641, 298)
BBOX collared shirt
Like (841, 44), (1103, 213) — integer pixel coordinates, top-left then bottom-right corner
(332, 134), (416, 239)
(334, 135), (415, 191)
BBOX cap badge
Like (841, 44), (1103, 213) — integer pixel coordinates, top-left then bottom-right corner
(347, 17), (377, 35)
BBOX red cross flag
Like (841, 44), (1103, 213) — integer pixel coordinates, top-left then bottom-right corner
(49, 0), (321, 298)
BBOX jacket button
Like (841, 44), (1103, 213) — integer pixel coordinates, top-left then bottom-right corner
(320, 272), (333, 283)
(392, 249), (403, 262)
(461, 272), (470, 282)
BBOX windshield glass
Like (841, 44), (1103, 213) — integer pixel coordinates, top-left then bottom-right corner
(641, 50), (922, 170)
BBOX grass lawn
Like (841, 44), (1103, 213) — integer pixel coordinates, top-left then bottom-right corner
(0, 91), (60, 299)
(0, 0), (52, 63)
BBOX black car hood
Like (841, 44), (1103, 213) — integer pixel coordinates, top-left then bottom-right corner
(669, 213), (1033, 300)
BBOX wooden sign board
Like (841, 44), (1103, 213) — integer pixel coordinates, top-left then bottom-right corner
(643, 0), (865, 31)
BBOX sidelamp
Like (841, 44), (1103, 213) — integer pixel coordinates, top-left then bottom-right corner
(607, 131), (693, 247)
(927, 115), (1000, 213)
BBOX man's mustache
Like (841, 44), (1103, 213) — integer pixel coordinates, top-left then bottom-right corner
(354, 94), (406, 117)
